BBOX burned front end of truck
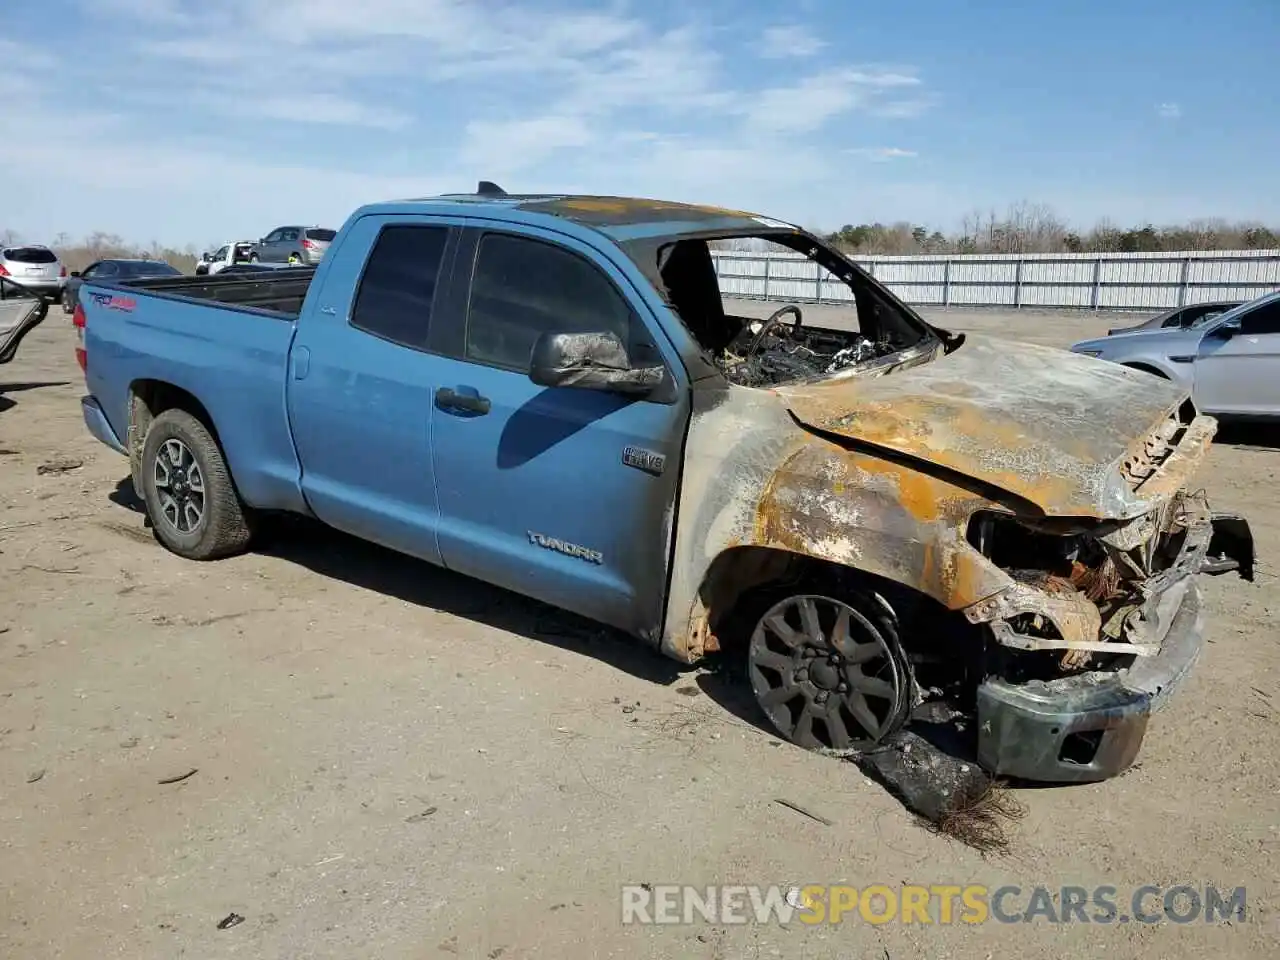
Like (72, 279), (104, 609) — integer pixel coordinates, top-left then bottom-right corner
(959, 403), (1253, 781)
(617, 218), (1253, 784)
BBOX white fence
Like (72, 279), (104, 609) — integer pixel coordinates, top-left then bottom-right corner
(711, 248), (1280, 312)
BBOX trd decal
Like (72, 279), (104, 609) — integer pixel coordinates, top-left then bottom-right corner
(89, 292), (137, 313)
(528, 531), (604, 564)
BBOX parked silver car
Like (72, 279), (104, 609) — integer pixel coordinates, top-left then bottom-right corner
(0, 244), (65, 298)
(1071, 290), (1280, 419)
(248, 225), (335, 265)
(1105, 300), (1242, 337)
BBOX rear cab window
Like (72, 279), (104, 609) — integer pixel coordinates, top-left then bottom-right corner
(349, 225), (450, 349)
(305, 229), (337, 242)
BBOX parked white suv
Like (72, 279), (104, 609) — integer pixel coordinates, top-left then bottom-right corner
(0, 245), (65, 297)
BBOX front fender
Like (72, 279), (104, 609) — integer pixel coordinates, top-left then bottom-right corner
(658, 384), (1012, 663)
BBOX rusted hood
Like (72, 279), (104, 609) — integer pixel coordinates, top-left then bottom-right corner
(777, 335), (1191, 518)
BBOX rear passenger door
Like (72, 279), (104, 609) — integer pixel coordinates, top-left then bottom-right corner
(286, 215), (461, 564)
(425, 223), (690, 638)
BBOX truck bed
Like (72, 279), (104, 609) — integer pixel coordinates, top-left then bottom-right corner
(120, 266), (316, 316)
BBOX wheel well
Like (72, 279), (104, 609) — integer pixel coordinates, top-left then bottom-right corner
(129, 380), (220, 442)
(1121, 361), (1170, 379)
(695, 547), (927, 653)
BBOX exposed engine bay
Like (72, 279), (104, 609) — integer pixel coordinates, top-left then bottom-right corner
(714, 304), (901, 388)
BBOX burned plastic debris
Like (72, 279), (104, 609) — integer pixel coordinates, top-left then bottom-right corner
(716, 329), (894, 388)
(850, 719), (1025, 854)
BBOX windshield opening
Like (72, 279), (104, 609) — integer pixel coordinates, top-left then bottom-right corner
(647, 231), (942, 388)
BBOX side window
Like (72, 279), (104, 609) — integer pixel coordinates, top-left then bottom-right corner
(263, 230), (281, 243)
(464, 233), (638, 371)
(1162, 309), (1187, 328)
(96, 262), (118, 278)
(1240, 302), (1280, 336)
(349, 225), (450, 349)
(284, 228), (300, 242)
(81, 264), (99, 279)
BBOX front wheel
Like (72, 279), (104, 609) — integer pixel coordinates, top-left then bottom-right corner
(745, 586), (913, 752)
(140, 409), (254, 560)
(248, 253), (260, 263)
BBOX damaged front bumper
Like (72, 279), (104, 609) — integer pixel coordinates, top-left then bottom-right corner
(973, 506), (1253, 783)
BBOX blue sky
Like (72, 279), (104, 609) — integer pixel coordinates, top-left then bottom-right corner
(2, 0), (1277, 246)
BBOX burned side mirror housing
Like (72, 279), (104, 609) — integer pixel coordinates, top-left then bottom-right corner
(528, 330), (664, 396)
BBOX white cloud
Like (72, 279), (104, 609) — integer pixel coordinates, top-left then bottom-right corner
(743, 68), (923, 133)
(870, 97), (938, 119)
(845, 147), (919, 161)
(1, 5), (941, 240)
(758, 24), (826, 59)
(1157, 102), (1182, 119)
(461, 116), (594, 171)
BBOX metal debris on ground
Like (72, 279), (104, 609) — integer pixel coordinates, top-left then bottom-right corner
(26, 768), (45, 783)
(157, 767), (199, 785)
(405, 806), (438, 823)
(773, 797), (833, 826)
(216, 913), (245, 930)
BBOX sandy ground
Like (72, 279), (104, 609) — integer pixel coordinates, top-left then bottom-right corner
(1, 303), (1277, 959)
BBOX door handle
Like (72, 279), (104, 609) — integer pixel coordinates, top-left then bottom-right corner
(435, 387), (491, 415)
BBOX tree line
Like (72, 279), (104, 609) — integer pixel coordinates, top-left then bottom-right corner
(6, 204), (1280, 271)
(819, 203), (1280, 256)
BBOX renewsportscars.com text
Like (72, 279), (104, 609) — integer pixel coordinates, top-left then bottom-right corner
(621, 884), (1247, 926)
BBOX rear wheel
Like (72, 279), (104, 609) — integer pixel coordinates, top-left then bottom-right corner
(248, 253), (260, 263)
(61, 290), (73, 315)
(140, 409), (254, 560)
(745, 584), (913, 752)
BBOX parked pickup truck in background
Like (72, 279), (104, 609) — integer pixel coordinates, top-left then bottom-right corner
(76, 184), (1254, 783)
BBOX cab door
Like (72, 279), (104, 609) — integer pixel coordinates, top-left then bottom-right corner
(1194, 297), (1280, 416)
(425, 223), (690, 637)
(285, 215), (463, 563)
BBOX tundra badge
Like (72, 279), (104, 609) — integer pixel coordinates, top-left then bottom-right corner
(528, 532), (604, 564)
(622, 445), (666, 476)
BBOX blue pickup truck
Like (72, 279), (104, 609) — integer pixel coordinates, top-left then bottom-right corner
(76, 184), (1252, 782)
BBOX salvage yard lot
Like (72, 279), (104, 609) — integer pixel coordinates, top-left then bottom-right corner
(2, 305), (1277, 959)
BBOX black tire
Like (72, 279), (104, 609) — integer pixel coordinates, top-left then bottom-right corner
(741, 577), (914, 753)
(248, 253), (260, 263)
(61, 291), (73, 315)
(140, 408), (254, 560)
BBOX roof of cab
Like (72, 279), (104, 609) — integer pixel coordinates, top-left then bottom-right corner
(364, 185), (801, 244)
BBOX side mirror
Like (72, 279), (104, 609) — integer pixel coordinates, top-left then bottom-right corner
(528, 330), (664, 396)
(1210, 318), (1242, 339)
(70, 271), (81, 278)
